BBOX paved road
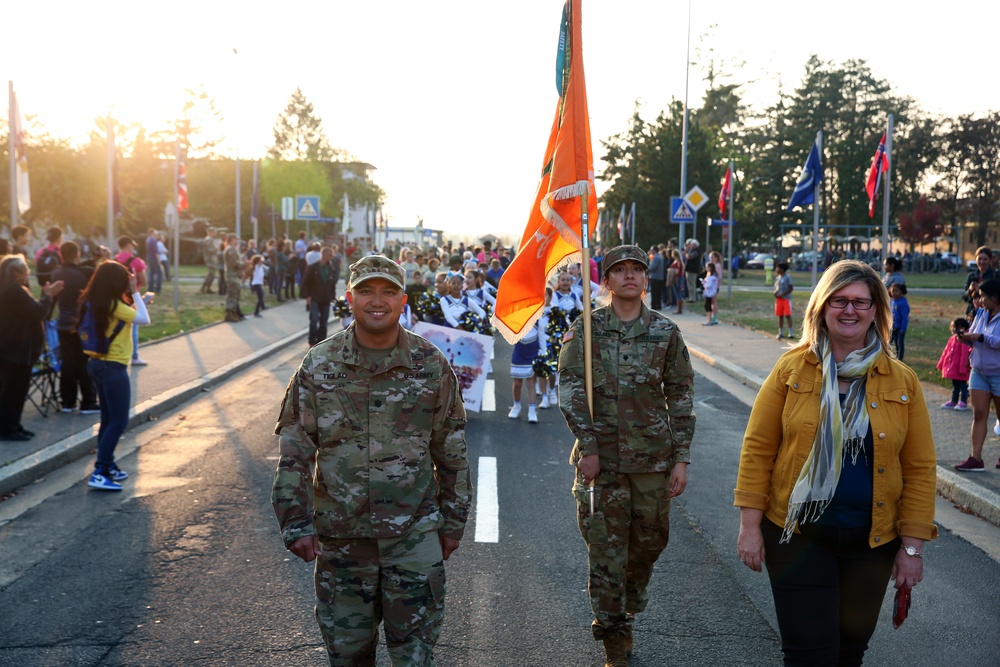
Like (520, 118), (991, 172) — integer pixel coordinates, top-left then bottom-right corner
(1, 326), (997, 665)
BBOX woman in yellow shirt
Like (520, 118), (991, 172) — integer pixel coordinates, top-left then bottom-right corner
(735, 261), (936, 666)
(80, 262), (150, 491)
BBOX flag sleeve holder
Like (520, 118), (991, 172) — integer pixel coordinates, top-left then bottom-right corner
(580, 190), (596, 515)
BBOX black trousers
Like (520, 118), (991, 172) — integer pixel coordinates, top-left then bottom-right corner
(58, 330), (97, 409)
(762, 520), (898, 667)
(0, 359), (32, 434)
(649, 278), (665, 310)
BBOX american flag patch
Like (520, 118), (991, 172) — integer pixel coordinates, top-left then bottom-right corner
(562, 330), (575, 343)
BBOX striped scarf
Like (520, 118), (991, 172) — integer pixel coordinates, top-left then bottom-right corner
(780, 330), (882, 543)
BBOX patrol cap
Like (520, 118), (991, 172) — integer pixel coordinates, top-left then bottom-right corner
(348, 256), (406, 290)
(601, 244), (649, 276)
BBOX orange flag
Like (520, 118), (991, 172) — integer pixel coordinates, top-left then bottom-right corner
(492, 0), (598, 344)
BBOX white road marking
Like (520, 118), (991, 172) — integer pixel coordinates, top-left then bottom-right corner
(474, 456), (499, 543)
(482, 379), (496, 412)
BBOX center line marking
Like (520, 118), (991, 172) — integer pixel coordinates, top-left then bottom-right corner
(474, 456), (499, 543)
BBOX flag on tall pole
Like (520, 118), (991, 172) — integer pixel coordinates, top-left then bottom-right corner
(617, 203), (625, 241)
(250, 161), (259, 224)
(9, 83), (31, 216)
(625, 202), (635, 245)
(866, 133), (889, 218)
(176, 154), (189, 212)
(342, 193), (350, 234)
(493, 0), (598, 343)
(718, 165), (732, 219)
(787, 138), (824, 211)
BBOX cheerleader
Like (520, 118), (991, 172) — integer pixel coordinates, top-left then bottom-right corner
(399, 299), (417, 331)
(554, 272), (584, 321)
(508, 314), (546, 423)
(415, 272), (449, 325)
(464, 269), (496, 317)
(332, 296), (353, 330)
(568, 262), (600, 301)
(535, 286), (571, 408)
(440, 274), (488, 331)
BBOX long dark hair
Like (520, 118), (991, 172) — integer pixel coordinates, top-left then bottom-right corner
(79, 261), (132, 341)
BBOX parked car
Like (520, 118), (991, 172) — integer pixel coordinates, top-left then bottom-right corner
(745, 253), (774, 270)
(938, 252), (961, 271)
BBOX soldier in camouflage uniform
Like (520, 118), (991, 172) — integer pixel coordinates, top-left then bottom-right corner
(558, 244), (696, 667)
(200, 228), (219, 294)
(223, 235), (244, 322)
(271, 255), (471, 667)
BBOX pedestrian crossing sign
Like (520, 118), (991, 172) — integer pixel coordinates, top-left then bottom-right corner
(670, 196), (695, 223)
(295, 195), (320, 220)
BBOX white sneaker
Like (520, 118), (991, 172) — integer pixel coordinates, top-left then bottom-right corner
(528, 406), (538, 423)
(994, 419), (1000, 437)
(539, 395), (550, 409)
(131, 357), (149, 367)
(548, 389), (558, 405)
(508, 404), (522, 419)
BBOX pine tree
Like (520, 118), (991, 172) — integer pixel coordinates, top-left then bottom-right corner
(268, 88), (339, 162)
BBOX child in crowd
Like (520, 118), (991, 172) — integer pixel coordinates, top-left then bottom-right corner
(773, 261), (793, 338)
(250, 255), (266, 317)
(937, 317), (971, 410)
(702, 262), (719, 326)
(889, 283), (909, 360)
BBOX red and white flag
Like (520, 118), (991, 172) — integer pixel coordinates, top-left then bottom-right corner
(866, 133), (889, 218)
(177, 158), (189, 212)
(718, 165), (732, 219)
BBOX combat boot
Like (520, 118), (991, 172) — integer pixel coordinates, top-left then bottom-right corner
(602, 635), (628, 667)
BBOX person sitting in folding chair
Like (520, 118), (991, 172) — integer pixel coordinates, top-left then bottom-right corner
(0, 255), (64, 441)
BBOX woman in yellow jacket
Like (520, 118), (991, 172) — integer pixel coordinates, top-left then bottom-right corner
(735, 261), (936, 667)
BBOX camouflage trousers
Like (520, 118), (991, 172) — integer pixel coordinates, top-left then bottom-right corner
(572, 470), (672, 640)
(315, 528), (446, 667)
(225, 278), (241, 313)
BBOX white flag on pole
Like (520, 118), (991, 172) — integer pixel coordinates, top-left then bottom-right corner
(342, 193), (350, 234)
(10, 87), (30, 215)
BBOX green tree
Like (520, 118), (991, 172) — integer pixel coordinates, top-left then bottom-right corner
(933, 112), (1000, 246)
(268, 88), (340, 162)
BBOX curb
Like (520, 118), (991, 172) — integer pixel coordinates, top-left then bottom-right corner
(0, 326), (308, 498)
(687, 343), (1000, 530)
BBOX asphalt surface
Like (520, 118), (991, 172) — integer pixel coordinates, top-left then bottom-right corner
(6, 290), (999, 530)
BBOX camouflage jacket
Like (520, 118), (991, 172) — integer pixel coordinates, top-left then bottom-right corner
(223, 245), (243, 275)
(271, 324), (471, 547)
(202, 237), (219, 268)
(558, 303), (695, 472)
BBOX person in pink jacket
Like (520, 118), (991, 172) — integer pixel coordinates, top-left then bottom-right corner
(937, 317), (972, 410)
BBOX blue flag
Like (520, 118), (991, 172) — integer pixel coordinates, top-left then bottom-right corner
(787, 141), (824, 211)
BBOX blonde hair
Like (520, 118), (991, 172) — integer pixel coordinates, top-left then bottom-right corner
(794, 260), (892, 355)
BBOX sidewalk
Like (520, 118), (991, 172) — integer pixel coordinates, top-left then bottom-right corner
(0, 299), (314, 497)
(665, 306), (1000, 528)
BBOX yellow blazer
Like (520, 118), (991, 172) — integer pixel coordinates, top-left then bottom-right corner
(734, 346), (938, 546)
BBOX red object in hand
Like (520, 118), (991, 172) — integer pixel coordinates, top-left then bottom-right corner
(893, 586), (911, 629)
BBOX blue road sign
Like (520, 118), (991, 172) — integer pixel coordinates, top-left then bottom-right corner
(670, 196), (695, 224)
(295, 195), (320, 220)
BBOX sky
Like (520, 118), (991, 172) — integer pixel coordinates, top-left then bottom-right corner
(4, 0), (997, 244)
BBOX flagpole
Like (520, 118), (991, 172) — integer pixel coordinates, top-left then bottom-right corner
(106, 115), (115, 251)
(678, 0), (692, 248)
(881, 114), (894, 260)
(173, 141), (181, 311)
(811, 131), (822, 289)
(630, 202), (635, 245)
(727, 161), (734, 300)
(8, 81), (17, 229)
(580, 188), (595, 513)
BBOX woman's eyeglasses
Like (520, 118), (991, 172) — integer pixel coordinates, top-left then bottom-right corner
(827, 297), (874, 310)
